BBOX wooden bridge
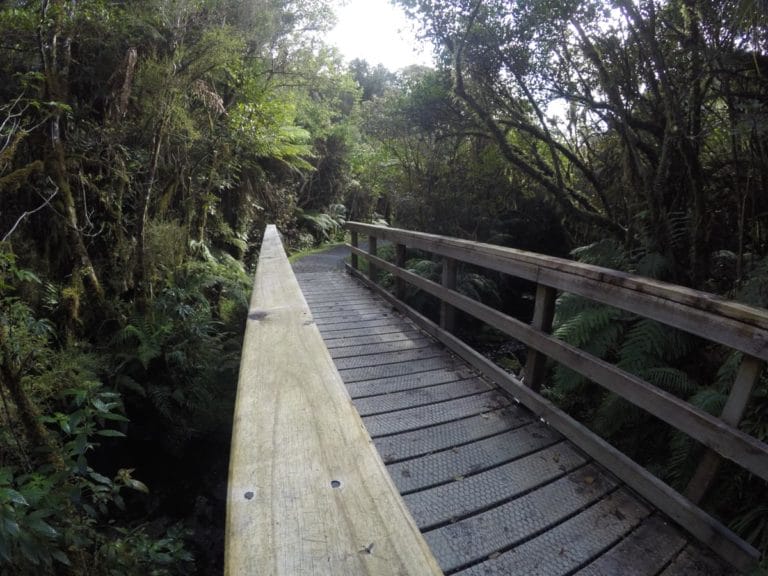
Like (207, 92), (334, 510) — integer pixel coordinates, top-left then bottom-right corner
(225, 223), (768, 575)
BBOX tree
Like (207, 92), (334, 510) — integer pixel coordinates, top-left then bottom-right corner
(397, 0), (768, 284)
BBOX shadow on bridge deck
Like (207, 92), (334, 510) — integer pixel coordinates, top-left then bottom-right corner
(293, 249), (730, 576)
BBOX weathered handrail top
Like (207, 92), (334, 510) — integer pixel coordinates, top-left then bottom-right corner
(225, 225), (443, 575)
(347, 222), (768, 360)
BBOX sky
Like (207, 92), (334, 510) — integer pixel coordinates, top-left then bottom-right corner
(326, 0), (434, 71)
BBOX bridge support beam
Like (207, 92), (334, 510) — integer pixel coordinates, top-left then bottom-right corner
(524, 284), (557, 391)
(686, 355), (763, 503)
(395, 243), (407, 300)
(368, 235), (378, 283)
(350, 229), (359, 270)
(440, 257), (457, 332)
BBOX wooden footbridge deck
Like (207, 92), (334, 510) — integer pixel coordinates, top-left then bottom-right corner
(225, 224), (768, 576)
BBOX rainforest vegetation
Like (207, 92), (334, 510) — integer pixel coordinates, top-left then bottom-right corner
(1, 0), (767, 573)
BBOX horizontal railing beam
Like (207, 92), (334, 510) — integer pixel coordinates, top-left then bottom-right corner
(346, 223), (768, 360)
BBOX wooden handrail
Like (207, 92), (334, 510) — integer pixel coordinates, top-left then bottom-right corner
(347, 222), (768, 359)
(346, 221), (766, 572)
(225, 225), (443, 576)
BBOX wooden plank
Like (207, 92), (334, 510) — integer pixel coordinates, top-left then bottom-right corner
(356, 252), (768, 482)
(346, 223), (768, 359)
(354, 378), (493, 416)
(388, 421), (561, 494)
(686, 355), (764, 502)
(347, 265), (759, 572)
(339, 356), (466, 384)
(362, 391), (511, 437)
(403, 442), (587, 529)
(441, 257), (457, 332)
(524, 284), (557, 391)
(425, 465), (616, 572)
(396, 243), (407, 300)
(225, 225), (443, 576)
(368, 235), (378, 283)
(318, 317), (404, 332)
(328, 337), (435, 359)
(351, 229), (359, 270)
(324, 330), (426, 349)
(659, 545), (728, 576)
(575, 515), (686, 576)
(374, 406), (533, 463)
(457, 490), (649, 576)
(345, 367), (479, 399)
(333, 346), (445, 370)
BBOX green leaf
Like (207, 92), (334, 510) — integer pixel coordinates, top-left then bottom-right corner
(99, 412), (130, 422)
(51, 549), (71, 565)
(0, 488), (28, 507)
(2, 517), (21, 537)
(27, 517), (58, 539)
(96, 429), (126, 438)
(126, 479), (150, 494)
(88, 471), (112, 485)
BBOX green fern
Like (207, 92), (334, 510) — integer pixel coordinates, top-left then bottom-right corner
(570, 239), (627, 269)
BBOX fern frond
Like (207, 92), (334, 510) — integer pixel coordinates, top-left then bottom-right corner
(406, 258), (440, 282)
(554, 305), (621, 348)
(618, 319), (693, 374)
(553, 293), (595, 326)
(715, 351), (743, 391)
(593, 393), (641, 437)
(665, 431), (697, 487)
(570, 239), (627, 269)
(641, 366), (696, 396)
(688, 386), (728, 415)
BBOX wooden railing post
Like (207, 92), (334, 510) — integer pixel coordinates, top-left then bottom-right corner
(524, 284), (557, 391)
(368, 235), (378, 283)
(685, 355), (763, 503)
(395, 243), (406, 300)
(350, 229), (358, 270)
(440, 257), (457, 332)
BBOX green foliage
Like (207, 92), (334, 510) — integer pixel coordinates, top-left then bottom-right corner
(113, 250), (246, 454)
(97, 523), (194, 576)
(296, 205), (346, 244)
(547, 240), (696, 449)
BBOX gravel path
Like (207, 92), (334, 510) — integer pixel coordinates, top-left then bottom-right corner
(290, 244), (350, 273)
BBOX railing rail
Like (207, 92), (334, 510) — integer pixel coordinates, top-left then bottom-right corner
(225, 225), (443, 575)
(346, 221), (767, 572)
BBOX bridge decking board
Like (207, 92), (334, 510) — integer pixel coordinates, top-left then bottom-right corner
(425, 465), (617, 572)
(403, 442), (587, 530)
(329, 336), (434, 359)
(659, 546), (728, 576)
(293, 268), (732, 576)
(354, 378), (492, 416)
(457, 490), (650, 576)
(347, 367), (477, 399)
(387, 421), (562, 494)
(339, 356), (468, 383)
(375, 407), (534, 463)
(324, 329), (426, 348)
(333, 345), (446, 370)
(362, 390), (511, 437)
(575, 515), (687, 576)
